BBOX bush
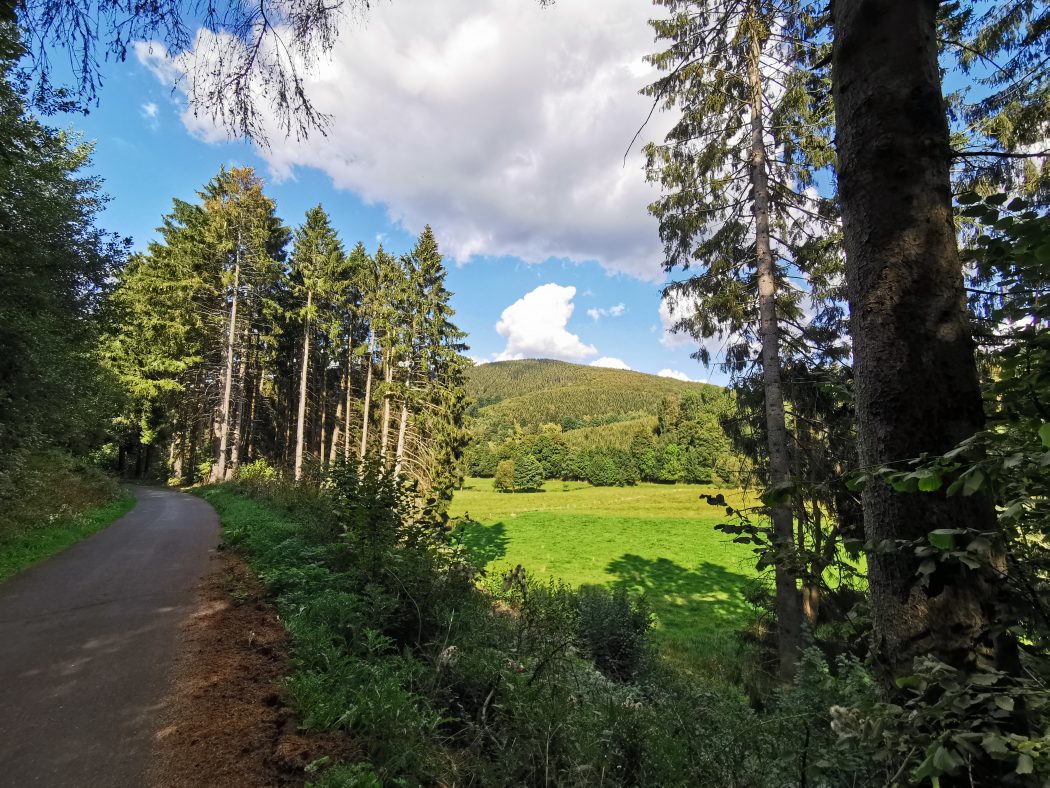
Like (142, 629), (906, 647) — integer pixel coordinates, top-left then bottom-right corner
(576, 585), (653, 680)
(236, 459), (278, 493)
(493, 459), (515, 492)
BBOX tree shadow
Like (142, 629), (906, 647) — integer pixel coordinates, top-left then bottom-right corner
(453, 520), (509, 567)
(605, 553), (754, 631)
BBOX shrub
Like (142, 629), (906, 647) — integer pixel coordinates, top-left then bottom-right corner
(236, 459), (278, 492)
(493, 459), (515, 492)
(576, 585), (653, 680)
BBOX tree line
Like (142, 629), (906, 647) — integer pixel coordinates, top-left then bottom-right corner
(466, 389), (739, 489)
(104, 167), (470, 500)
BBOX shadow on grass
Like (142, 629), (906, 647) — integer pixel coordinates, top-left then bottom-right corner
(453, 520), (509, 567)
(605, 553), (753, 630)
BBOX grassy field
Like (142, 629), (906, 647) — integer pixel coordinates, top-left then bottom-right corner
(449, 477), (759, 671)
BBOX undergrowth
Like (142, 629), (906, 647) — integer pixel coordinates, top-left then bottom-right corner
(0, 449), (130, 581)
(201, 461), (891, 786)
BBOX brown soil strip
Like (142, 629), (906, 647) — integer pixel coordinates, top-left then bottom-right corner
(149, 548), (357, 787)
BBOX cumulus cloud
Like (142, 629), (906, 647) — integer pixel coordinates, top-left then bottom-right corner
(658, 295), (696, 349)
(136, 0), (672, 280)
(495, 283), (597, 361)
(590, 356), (631, 370)
(657, 368), (692, 382)
(659, 293), (736, 366)
(586, 302), (627, 321)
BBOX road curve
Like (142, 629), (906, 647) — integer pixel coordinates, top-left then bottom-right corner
(0, 486), (219, 787)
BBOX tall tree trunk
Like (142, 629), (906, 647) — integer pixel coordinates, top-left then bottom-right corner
(212, 253), (240, 482)
(294, 290), (312, 481)
(394, 389), (410, 477)
(360, 333), (375, 459)
(748, 30), (803, 680)
(227, 323), (252, 478)
(245, 359), (261, 461)
(380, 350), (393, 463)
(329, 364), (347, 467)
(831, 0), (1003, 680)
(343, 351), (353, 460)
(319, 364), (328, 469)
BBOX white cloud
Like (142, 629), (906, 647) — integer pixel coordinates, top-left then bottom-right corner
(657, 368), (692, 382)
(494, 283), (597, 361)
(141, 101), (159, 119)
(659, 292), (735, 365)
(590, 356), (631, 370)
(587, 302), (627, 321)
(136, 0), (673, 280)
(658, 295), (696, 349)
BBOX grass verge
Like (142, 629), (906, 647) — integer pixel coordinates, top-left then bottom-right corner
(195, 467), (873, 787)
(0, 493), (135, 583)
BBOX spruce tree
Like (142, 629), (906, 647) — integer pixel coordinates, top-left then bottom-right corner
(289, 205), (346, 480)
(644, 0), (837, 678)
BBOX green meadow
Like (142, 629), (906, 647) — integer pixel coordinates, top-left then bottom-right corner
(449, 477), (759, 672)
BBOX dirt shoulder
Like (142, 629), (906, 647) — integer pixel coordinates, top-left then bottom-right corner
(150, 548), (356, 787)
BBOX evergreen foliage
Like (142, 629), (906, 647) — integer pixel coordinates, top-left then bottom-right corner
(104, 170), (470, 505)
(0, 20), (126, 502)
(511, 453), (544, 492)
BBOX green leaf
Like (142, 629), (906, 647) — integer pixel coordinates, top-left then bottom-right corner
(928, 529), (959, 550)
(958, 554), (982, 569)
(918, 559), (937, 575)
(1039, 423), (1050, 448)
(980, 733), (1010, 757)
(962, 470), (985, 496)
(986, 193), (1009, 206)
(918, 471), (942, 492)
(957, 190), (982, 205)
(933, 745), (963, 772)
(994, 695), (1015, 712)
(1016, 753), (1034, 774)
(1006, 197), (1027, 211)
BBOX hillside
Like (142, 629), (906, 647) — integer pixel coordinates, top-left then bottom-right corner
(465, 359), (722, 440)
(463, 360), (739, 487)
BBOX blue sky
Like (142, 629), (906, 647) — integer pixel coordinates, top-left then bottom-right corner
(49, 0), (723, 384)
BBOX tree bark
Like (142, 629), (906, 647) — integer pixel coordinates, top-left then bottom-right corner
(360, 333), (375, 459)
(294, 289), (312, 481)
(394, 399), (409, 476)
(212, 252), (240, 482)
(328, 364), (346, 468)
(319, 363), (328, 468)
(379, 349), (393, 463)
(748, 29), (803, 680)
(343, 350), (353, 460)
(831, 0), (1001, 680)
(227, 322), (252, 478)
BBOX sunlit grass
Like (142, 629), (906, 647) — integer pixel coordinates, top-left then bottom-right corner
(450, 477), (760, 671)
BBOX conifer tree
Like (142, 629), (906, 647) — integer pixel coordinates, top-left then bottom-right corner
(289, 205), (346, 480)
(644, 0), (837, 678)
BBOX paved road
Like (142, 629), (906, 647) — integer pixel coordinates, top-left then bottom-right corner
(0, 487), (219, 787)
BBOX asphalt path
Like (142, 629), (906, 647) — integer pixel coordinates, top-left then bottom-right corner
(0, 486), (219, 787)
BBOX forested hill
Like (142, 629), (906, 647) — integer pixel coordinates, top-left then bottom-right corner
(465, 359), (723, 440)
(462, 359), (738, 486)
